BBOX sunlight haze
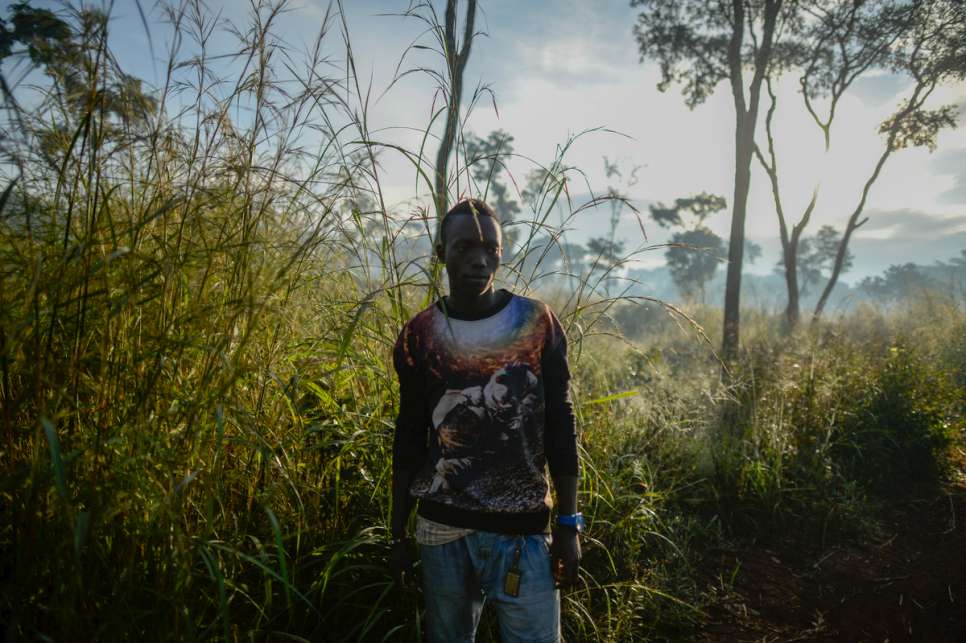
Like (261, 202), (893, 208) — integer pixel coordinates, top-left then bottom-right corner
(104, 0), (966, 279)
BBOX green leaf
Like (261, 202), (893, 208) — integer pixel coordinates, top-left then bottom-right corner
(584, 390), (639, 406)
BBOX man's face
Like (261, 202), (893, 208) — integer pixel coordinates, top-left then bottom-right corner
(437, 213), (502, 299)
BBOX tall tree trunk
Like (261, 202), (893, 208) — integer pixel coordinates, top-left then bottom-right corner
(783, 239), (800, 327)
(781, 199), (816, 329)
(722, 127), (752, 362)
(754, 79), (818, 331)
(811, 148), (890, 320)
(433, 0), (476, 220)
(721, 0), (781, 363)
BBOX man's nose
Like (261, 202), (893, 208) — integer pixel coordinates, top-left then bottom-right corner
(469, 251), (487, 269)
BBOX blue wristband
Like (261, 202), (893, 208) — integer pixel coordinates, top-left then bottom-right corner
(556, 512), (585, 532)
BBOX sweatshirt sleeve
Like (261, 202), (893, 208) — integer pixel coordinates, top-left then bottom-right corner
(542, 308), (579, 478)
(392, 324), (430, 473)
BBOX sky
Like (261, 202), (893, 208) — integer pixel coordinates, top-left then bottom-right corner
(13, 0), (966, 281)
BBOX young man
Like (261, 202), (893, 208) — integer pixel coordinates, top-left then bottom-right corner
(389, 198), (582, 642)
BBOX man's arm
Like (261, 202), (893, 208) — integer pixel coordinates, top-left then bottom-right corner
(391, 467), (418, 541)
(551, 473), (581, 588)
(544, 369), (581, 587)
(389, 466), (419, 589)
(389, 398), (426, 589)
(542, 309), (581, 587)
(389, 332), (429, 588)
(553, 474), (578, 516)
(390, 374), (429, 539)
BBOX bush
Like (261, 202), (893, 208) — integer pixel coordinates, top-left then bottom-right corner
(832, 341), (961, 492)
(699, 319), (964, 539)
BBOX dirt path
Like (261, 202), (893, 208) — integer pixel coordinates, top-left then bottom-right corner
(697, 457), (966, 642)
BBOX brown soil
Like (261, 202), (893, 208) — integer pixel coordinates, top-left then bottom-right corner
(696, 449), (966, 642)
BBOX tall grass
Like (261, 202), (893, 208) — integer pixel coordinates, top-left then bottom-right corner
(1, 2), (964, 642)
(0, 1), (689, 639)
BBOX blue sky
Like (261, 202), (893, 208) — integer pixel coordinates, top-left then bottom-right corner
(9, 0), (966, 280)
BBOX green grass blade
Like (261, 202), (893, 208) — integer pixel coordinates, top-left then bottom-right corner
(584, 390), (639, 406)
(207, 542), (319, 616)
(73, 510), (90, 558)
(198, 543), (231, 643)
(40, 416), (68, 501)
(334, 293), (374, 370)
(264, 505), (292, 609)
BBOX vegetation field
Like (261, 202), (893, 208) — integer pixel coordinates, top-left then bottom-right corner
(1, 1), (964, 641)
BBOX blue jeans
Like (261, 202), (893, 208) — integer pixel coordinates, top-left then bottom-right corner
(420, 531), (560, 643)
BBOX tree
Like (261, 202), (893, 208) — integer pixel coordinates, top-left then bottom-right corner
(463, 129), (521, 259)
(517, 166), (585, 286)
(463, 132), (520, 215)
(743, 239), (762, 265)
(649, 192), (727, 228)
(805, 225), (852, 288)
(752, 1), (905, 327)
(772, 224), (853, 297)
(650, 192), (728, 302)
(0, 2), (157, 166)
(633, 0), (786, 363)
(557, 242), (587, 278)
(668, 228), (725, 302)
(585, 158), (639, 295)
(432, 0), (477, 220)
(860, 263), (933, 302)
(812, 0), (965, 321)
(521, 167), (553, 214)
(749, 1), (960, 326)
(513, 166), (574, 286)
(586, 237), (624, 267)
(520, 162), (574, 229)
(585, 236), (626, 295)
(516, 235), (586, 286)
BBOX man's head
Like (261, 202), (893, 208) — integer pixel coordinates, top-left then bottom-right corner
(436, 199), (503, 299)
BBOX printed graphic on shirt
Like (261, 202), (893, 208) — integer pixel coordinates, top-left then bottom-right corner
(398, 295), (560, 514)
(428, 363), (541, 494)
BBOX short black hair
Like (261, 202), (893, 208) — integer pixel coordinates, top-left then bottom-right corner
(438, 198), (501, 247)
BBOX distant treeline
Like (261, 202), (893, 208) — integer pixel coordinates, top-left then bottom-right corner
(624, 249), (966, 311)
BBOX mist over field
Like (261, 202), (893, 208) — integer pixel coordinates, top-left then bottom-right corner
(1, 1), (965, 641)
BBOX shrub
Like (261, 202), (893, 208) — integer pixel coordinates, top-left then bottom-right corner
(832, 341), (961, 492)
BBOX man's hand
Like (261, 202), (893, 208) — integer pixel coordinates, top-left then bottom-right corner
(550, 526), (581, 589)
(389, 537), (418, 590)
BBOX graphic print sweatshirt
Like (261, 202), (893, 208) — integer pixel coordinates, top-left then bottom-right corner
(393, 291), (578, 534)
